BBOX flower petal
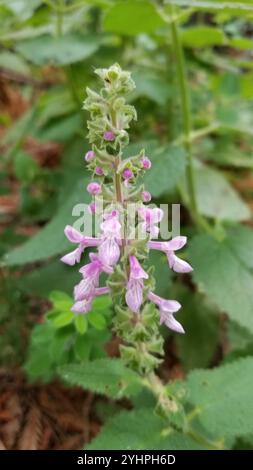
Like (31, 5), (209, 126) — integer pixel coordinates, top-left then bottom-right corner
(64, 225), (84, 243)
(165, 236), (187, 251)
(60, 246), (83, 266)
(125, 279), (143, 313)
(160, 312), (185, 334)
(98, 238), (121, 266)
(167, 253), (193, 273)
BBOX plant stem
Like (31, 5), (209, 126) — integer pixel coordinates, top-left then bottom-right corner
(56, 0), (64, 37)
(169, 6), (199, 222)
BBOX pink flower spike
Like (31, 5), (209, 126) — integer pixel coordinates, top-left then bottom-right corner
(123, 168), (133, 180)
(129, 256), (148, 280)
(142, 191), (151, 202)
(87, 182), (102, 195)
(85, 150), (95, 162)
(95, 166), (104, 176)
(103, 131), (115, 141)
(141, 157), (151, 169)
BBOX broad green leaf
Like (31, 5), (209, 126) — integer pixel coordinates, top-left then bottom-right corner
(180, 26), (226, 48)
(16, 34), (99, 66)
(49, 291), (73, 310)
(3, 176), (89, 265)
(88, 311), (107, 330)
(13, 151), (39, 183)
(58, 358), (141, 398)
(175, 289), (219, 371)
(186, 357), (253, 440)
(230, 37), (253, 50)
(86, 409), (206, 450)
(189, 226), (253, 333)
(52, 311), (74, 328)
(74, 315), (88, 335)
(169, 1), (253, 12)
(131, 72), (171, 105)
(194, 164), (250, 221)
(0, 51), (30, 75)
(103, 1), (166, 36)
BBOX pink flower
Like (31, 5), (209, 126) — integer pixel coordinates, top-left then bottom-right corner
(71, 298), (93, 314)
(125, 256), (148, 313)
(141, 157), (151, 169)
(98, 211), (121, 266)
(148, 292), (184, 334)
(123, 168), (133, 180)
(95, 166), (104, 176)
(75, 253), (113, 303)
(148, 236), (193, 273)
(87, 182), (102, 195)
(142, 191), (151, 202)
(103, 131), (115, 141)
(85, 150), (95, 162)
(138, 207), (164, 238)
(61, 225), (100, 266)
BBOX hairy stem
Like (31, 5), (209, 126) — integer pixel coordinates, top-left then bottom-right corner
(169, 6), (199, 221)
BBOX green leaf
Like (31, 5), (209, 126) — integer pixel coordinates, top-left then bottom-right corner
(74, 315), (88, 335)
(103, 1), (166, 36)
(175, 289), (219, 371)
(180, 26), (226, 48)
(189, 226), (253, 333)
(125, 142), (186, 198)
(169, 1), (253, 12)
(58, 358), (141, 398)
(49, 291), (73, 311)
(194, 164), (250, 221)
(0, 51), (30, 75)
(3, 176), (90, 265)
(52, 311), (74, 328)
(88, 312), (107, 330)
(13, 151), (39, 183)
(86, 409), (206, 450)
(186, 357), (253, 440)
(131, 72), (171, 105)
(16, 34), (99, 66)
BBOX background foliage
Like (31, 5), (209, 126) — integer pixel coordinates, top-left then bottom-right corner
(1, 0), (253, 450)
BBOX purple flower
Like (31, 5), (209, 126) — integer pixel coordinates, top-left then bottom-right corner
(125, 255), (148, 313)
(141, 191), (151, 202)
(95, 166), (104, 176)
(148, 292), (184, 334)
(85, 150), (95, 162)
(61, 225), (100, 266)
(87, 182), (102, 195)
(71, 298), (93, 314)
(138, 207), (164, 238)
(98, 210), (121, 266)
(75, 253), (113, 302)
(103, 131), (115, 141)
(141, 157), (151, 169)
(148, 236), (193, 273)
(123, 168), (133, 180)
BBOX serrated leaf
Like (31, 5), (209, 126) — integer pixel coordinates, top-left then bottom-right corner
(194, 164), (250, 221)
(86, 409), (206, 450)
(103, 1), (166, 36)
(186, 357), (253, 440)
(58, 359), (141, 398)
(3, 176), (89, 265)
(16, 34), (99, 66)
(189, 226), (253, 333)
(175, 289), (219, 371)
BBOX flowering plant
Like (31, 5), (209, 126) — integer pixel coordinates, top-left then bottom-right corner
(61, 64), (193, 419)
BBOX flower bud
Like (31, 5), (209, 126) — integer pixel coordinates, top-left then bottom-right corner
(141, 157), (151, 169)
(95, 166), (104, 176)
(142, 191), (151, 202)
(103, 131), (115, 141)
(85, 150), (95, 162)
(87, 182), (101, 195)
(123, 168), (133, 180)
